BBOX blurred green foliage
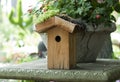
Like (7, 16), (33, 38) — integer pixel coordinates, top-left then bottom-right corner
(8, 0), (33, 29)
(0, 0), (40, 64)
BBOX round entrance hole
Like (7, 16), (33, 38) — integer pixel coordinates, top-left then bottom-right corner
(55, 36), (61, 42)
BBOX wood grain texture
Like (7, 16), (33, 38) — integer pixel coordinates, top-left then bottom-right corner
(69, 33), (76, 68)
(47, 25), (76, 69)
(35, 16), (77, 33)
(55, 16), (77, 33)
(35, 17), (55, 32)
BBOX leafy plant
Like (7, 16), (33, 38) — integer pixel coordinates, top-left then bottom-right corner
(28, 0), (120, 25)
(8, 0), (33, 29)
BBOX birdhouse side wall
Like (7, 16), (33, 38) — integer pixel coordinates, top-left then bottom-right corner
(69, 33), (76, 68)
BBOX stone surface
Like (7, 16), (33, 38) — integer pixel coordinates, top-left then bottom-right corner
(76, 31), (107, 63)
(0, 59), (120, 82)
(98, 34), (113, 58)
(76, 23), (116, 63)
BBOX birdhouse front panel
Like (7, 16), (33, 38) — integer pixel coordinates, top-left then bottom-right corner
(47, 25), (76, 69)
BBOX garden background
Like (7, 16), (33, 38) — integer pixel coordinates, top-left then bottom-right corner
(0, 0), (120, 82)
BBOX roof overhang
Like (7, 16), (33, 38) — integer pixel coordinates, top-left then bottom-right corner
(35, 16), (77, 33)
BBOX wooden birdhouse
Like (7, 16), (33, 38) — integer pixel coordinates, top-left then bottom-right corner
(35, 16), (78, 69)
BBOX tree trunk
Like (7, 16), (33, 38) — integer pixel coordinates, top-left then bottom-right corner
(97, 34), (113, 58)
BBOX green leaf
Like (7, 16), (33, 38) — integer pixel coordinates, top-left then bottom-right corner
(110, 15), (116, 22)
(114, 3), (120, 13)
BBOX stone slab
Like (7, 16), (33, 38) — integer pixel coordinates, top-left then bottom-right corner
(0, 58), (120, 82)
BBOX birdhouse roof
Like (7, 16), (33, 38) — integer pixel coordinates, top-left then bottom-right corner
(35, 16), (78, 33)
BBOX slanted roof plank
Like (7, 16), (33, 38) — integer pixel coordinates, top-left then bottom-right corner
(35, 16), (77, 33)
(35, 17), (55, 32)
(55, 16), (77, 33)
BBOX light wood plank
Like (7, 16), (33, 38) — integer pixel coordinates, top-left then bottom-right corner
(35, 17), (55, 32)
(47, 26), (70, 69)
(35, 16), (77, 33)
(55, 16), (77, 33)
